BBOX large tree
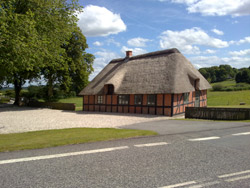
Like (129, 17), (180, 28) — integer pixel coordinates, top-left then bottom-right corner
(62, 27), (94, 94)
(0, 0), (86, 104)
(37, 0), (81, 100)
(0, 0), (43, 104)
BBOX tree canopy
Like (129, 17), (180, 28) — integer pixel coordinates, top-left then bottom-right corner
(0, 0), (94, 104)
(199, 65), (238, 83)
(235, 67), (250, 84)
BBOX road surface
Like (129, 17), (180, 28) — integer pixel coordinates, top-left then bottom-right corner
(0, 120), (250, 187)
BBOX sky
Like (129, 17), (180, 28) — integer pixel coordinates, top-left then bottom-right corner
(76, 0), (250, 80)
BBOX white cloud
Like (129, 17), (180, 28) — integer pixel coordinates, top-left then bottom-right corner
(190, 56), (220, 67)
(229, 49), (250, 56)
(204, 49), (216, 54)
(106, 38), (121, 47)
(159, 0), (199, 4)
(211, 29), (224, 36)
(89, 50), (121, 80)
(221, 56), (250, 67)
(237, 36), (250, 44)
(93, 41), (103, 46)
(171, 0), (199, 5)
(127, 37), (151, 47)
(121, 46), (148, 56)
(229, 36), (250, 45)
(168, 0), (250, 16)
(159, 27), (228, 54)
(77, 5), (126, 37)
(190, 55), (250, 68)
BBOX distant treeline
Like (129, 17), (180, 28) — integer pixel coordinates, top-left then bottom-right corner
(199, 65), (250, 84)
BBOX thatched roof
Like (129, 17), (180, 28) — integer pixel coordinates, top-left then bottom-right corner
(79, 48), (211, 95)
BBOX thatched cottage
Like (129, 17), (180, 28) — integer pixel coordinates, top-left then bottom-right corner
(79, 48), (211, 116)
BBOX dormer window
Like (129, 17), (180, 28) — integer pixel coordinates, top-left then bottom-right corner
(106, 84), (114, 95)
(194, 79), (200, 90)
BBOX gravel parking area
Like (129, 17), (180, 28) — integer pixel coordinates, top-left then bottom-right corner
(0, 106), (183, 134)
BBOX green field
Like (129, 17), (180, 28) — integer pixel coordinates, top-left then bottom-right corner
(207, 90), (250, 108)
(208, 80), (250, 108)
(210, 79), (250, 91)
(0, 128), (157, 152)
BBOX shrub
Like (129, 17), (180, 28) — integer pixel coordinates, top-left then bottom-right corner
(224, 88), (234, 91)
(21, 85), (46, 100)
(212, 84), (223, 91)
(4, 90), (15, 98)
(68, 91), (76, 98)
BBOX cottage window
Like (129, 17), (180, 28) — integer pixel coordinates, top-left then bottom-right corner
(147, 95), (156, 106)
(118, 95), (129, 105)
(135, 95), (143, 105)
(184, 93), (189, 104)
(97, 96), (103, 104)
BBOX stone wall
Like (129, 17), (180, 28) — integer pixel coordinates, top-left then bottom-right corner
(28, 101), (75, 111)
(185, 107), (250, 120)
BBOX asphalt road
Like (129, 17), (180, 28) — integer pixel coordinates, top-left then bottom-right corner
(0, 120), (250, 188)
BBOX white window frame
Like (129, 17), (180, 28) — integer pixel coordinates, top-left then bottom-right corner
(97, 95), (103, 104)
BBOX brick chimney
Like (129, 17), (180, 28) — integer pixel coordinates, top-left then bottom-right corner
(126, 51), (132, 58)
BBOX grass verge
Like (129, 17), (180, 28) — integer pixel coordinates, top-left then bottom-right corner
(0, 128), (157, 152)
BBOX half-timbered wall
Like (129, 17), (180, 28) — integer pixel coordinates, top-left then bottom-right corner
(82, 90), (207, 116)
(172, 90), (207, 115)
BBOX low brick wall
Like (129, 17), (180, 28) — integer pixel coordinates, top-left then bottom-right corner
(185, 107), (250, 120)
(28, 101), (75, 111)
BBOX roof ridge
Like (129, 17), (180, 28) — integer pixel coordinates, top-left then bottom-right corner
(110, 48), (180, 64)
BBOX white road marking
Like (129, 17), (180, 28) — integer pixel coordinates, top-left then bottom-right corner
(159, 181), (197, 188)
(187, 181), (220, 188)
(225, 174), (250, 182)
(134, 142), (168, 147)
(188, 137), (220, 141)
(232, 132), (250, 136)
(218, 170), (250, 178)
(0, 146), (129, 165)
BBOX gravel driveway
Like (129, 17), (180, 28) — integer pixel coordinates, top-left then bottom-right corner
(0, 106), (183, 134)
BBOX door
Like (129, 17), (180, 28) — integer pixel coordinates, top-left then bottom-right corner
(195, 91), (200, 107)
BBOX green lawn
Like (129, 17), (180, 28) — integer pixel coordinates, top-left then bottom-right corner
(58, 97), (82, 111)
(0, 128), (157, 152)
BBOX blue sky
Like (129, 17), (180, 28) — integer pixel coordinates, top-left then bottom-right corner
(77, 0), (250, 80)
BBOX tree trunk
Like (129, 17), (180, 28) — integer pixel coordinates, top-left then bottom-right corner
(13, 77), (22, 106)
